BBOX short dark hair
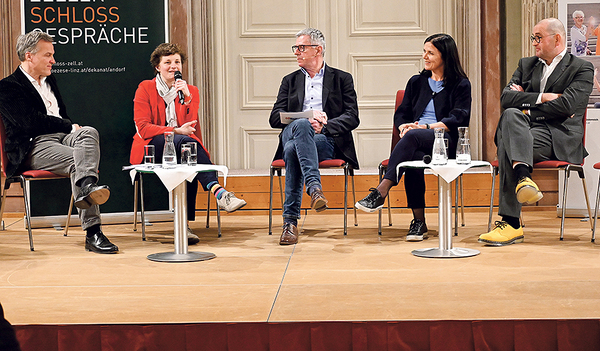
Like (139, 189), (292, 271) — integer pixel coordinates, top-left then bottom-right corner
(150, 43), (187, 69)
(421, 33), (467, 87)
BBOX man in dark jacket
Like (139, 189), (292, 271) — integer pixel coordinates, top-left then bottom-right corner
(270, 28), (359, 245)
(480, 18), (593, 246)
(0, 30), (118, 253)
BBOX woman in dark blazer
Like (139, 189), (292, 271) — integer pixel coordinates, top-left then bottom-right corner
(355, 33), (471, 241)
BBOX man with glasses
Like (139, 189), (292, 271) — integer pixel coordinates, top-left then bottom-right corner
(479, 18), (593, 246)
(269, 28), (359, 245)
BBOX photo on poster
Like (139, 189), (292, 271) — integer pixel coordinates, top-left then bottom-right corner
(560, 0), (600, 106)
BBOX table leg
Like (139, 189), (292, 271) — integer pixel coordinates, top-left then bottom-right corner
(147, 181), (216, 262)
(411, 177), (480, 258)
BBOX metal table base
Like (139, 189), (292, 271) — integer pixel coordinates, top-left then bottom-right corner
(411, 176), (480, 259)
(146, 180), (216, 263)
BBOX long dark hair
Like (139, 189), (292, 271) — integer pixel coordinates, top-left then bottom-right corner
(420, 33), (467, 88)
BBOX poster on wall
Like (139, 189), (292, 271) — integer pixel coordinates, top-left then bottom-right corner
(21, 0), (169, 216)
(559, 0), (600, 107)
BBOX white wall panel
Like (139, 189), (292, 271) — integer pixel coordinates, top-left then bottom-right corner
(241, 55), (298, 109)
(241, 0), (313, 37)
(241, 128), (281, 168)
(350, 0), (426, 36)
(351, 53), (422, 109)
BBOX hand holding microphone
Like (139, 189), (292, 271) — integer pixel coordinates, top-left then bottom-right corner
(174, 71), (185, 104)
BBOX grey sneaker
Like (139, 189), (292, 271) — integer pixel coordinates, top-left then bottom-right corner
(187, 226), (200, 245)
(217, 191), (247, 213)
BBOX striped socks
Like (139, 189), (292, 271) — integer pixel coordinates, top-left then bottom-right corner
(207, 181), (226, 199)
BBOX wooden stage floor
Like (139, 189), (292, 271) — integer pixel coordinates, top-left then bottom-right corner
(1, 208), (599, 326)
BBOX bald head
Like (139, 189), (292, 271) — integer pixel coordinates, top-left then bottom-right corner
(532, 18), (566, 63)
(538, 18), (566, 47)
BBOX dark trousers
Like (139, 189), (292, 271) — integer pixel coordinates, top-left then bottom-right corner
(383, 128), (452, 209)
(0, 303), (21, 351)
(496, 108), (554, 218)
(150, 134), (217, 221)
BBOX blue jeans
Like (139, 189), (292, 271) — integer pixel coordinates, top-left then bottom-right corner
(281, 119), (334, 221)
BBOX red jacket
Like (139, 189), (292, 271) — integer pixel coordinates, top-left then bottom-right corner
(130, 78), (208, 164)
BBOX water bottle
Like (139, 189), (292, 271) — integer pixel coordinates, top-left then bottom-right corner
(431, 128), (448, 165)
(162, 131), (177, 168)
(456, 126), (471, 164)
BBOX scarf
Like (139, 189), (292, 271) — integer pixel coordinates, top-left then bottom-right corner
(156, 74), (178, 127)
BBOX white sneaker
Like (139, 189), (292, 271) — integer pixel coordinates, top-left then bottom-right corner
(217, 191), (247, 213)
(186, 226), (200, 245)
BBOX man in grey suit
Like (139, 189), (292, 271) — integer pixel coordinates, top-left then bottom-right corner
(479, 18), (593, 246)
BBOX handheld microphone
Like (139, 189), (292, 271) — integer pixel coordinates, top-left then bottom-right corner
(174, 71), (185, 104)
(423, 155), (432, 164)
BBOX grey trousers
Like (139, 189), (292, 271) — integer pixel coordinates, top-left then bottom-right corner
(496, 108), (554, 219)
(23, 127), (102, 230)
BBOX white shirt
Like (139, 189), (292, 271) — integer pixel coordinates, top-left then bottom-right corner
(537, 48), (567, 104)
(301, 64), (325, 112)
(20, 66), (61, 117)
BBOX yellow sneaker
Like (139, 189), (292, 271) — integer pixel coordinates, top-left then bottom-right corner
(478, 221), (524, 246)
(515, 177), (543, 204)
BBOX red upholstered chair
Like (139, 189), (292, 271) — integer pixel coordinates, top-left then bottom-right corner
(0, 116), (74, 251)
(591, 162), (600, 243)
(268, 158), (357, 235)
(377, 90), (465, 235)
(487, 113), (593, 241)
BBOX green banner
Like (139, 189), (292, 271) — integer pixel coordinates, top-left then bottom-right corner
(22, 0), (169, 215)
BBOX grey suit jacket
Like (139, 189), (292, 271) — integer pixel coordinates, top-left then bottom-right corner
(500, 53), (593, 164)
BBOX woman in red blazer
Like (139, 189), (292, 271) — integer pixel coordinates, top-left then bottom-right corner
(131, 43), (246, 243)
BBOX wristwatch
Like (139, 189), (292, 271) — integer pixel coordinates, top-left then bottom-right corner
(426, 124), (430, 129)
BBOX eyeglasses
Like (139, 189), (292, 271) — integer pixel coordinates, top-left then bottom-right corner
(530, 34), (555, 43)
(292, 45), (319, 53)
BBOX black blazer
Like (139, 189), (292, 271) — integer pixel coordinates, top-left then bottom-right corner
(269, 64), (360, 169)
(394, 74), (472, 146)
(0, 68), (73, 177)
(500, 53), (593, 164)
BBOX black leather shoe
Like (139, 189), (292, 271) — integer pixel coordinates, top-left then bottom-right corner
(355, 188), (385, 213)
(406, 219), (428, 242)
(75, 184), (110, 209)
(85, 231), (119, 253)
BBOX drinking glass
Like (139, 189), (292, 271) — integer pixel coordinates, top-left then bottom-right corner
(181, 144), (191, 165)
(187, 143), (198, 166)
(144, 145), (155, 168)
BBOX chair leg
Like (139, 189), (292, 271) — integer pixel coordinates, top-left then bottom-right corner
(454, 179), (459, 236)
(488, 166), (498, 232)
(460, 174), (465, 226)
(0, 181), (11, 231)
(269, 166), (275, 235)
(22, 178), (34, 251)
(63, 194), (74, 237)
(206, 191), (211, 228)
(560, 168), (570, 241)
(133, 175), (139, 232)
(578, 169), (594, 232)
(216, 200), (222, 238)
(343, 164), (348, 235)
(350, 168), (357, 226)
(139, 174), (146, 241)
(378, 165), (383, 235)
(593, 173), (600, 243)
